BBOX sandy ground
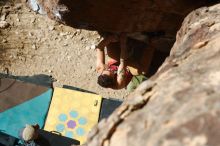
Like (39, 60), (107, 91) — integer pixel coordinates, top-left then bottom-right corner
(0, 1), (128, 99)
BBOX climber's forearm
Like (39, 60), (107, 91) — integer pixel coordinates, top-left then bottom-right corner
(96, 39), (110, 64)
(96, 46), (105, 64)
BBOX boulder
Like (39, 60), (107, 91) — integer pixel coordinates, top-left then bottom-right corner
(83, 4), (220, 146)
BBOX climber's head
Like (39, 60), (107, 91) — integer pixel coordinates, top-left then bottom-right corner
(97, 70), (116, 88)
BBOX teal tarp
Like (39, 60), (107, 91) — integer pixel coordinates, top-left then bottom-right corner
(0, 89), (52, 138)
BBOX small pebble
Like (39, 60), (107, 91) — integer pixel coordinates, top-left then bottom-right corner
(60, 32), (68, 36)
(31, 18), (36, 23)
(28, 32), (33, 36)
(14, 4), (22, 10)
(2, 39), (7, 43)
(90, 44), (96, 50)
(86, 46), (90, 50)
(1, 13), (7, 21)
(76, 29), (81, 33)
(67, 56), (71, 61)
(66, 35), (72, 40)
(49, 26), (55, 31)
(32, 44), (37, 50)
(0, 21), (9, 29)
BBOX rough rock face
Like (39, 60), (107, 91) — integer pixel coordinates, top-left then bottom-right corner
(82, 4), (220, 146)
(28, 0), (219, 53)
(30, 0), (217, 33)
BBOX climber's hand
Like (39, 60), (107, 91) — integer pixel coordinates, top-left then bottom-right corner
(96, 62), (105, 73)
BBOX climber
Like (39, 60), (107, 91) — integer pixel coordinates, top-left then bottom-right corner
(96, 33), (130, 89)
(96, 32), (155, 91)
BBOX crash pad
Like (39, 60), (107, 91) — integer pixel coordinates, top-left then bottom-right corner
(44, 87), (102, 144)
(0, 78), (52, 138)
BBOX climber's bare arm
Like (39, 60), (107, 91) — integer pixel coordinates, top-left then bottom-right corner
(96, 40), (106, 73)
(96, 35), (119, 73)
(96, 37), (111, 73)
(116, 33), (128, 89)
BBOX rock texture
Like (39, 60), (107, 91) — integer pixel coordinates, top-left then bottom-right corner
(29, 0), (217, 33)
(83, 4), (220, 146)
(27, 0), (219, 53)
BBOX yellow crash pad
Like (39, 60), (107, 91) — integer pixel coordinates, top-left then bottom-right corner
(44, 87), (102, 144)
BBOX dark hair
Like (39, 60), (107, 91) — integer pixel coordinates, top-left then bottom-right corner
(97, 74), (115, 88)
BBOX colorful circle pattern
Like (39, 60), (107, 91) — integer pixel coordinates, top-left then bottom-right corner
(56, 110), (87, 138)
